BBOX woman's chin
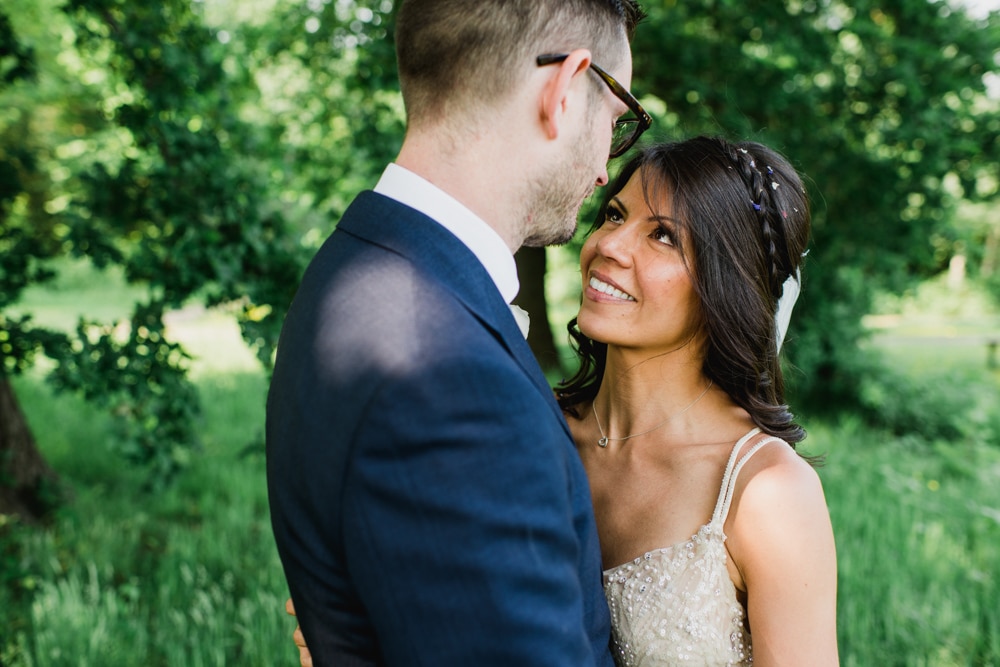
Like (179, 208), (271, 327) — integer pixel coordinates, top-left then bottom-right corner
(576, 314), (614, 345)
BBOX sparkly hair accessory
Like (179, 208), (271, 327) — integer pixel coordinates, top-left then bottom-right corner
(767, 166), (779, 190)
(738, 147), (757, 168)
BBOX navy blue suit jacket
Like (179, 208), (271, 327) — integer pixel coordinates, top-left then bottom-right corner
(266, 191), (613, 667)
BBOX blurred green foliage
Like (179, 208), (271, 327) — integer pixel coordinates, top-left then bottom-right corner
(628, 0), (999, 407)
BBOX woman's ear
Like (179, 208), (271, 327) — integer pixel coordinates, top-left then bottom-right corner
(538, 49), (592, 141)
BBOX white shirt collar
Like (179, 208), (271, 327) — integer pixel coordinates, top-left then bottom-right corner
(373, 163), (519, 304)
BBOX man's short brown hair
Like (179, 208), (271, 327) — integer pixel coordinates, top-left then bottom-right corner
(395, 0), (645, 126)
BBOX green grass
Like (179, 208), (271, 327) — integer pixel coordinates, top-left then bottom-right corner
(864, 274), (1000, 374)
(3, 258), (280, 665)
(10, 370), (999, 666)
(6, 371), (292, 667)
(4, 263), (1000, 665)
(813, 419), (1000, 665)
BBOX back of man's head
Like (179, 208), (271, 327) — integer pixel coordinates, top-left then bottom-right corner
(395, 0), (645, 128)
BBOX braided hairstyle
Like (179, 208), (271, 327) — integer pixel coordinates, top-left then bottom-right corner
(557, 136), (811, 446)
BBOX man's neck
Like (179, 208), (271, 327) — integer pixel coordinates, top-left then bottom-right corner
(396, 129), (525, 253)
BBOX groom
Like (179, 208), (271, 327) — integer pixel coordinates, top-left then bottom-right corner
(266, 1), (648, 664)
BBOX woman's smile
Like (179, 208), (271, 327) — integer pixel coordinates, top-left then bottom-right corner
(587, 273), (636, 302)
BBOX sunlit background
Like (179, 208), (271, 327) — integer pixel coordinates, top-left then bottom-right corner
(1, 0), (998, 665)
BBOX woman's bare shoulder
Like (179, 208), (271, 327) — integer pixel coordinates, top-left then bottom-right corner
(725, 435), (834, 573)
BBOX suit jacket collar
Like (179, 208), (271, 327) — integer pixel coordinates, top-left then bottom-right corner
(337, 191), (569, 433)
(373, 163), (519, 304)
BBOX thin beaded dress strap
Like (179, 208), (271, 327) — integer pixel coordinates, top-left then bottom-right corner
(711, 429), (784, 526)
(710, 428), (759, 524)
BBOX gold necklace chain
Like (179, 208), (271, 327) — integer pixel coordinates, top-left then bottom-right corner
(592, 380), (714, 448)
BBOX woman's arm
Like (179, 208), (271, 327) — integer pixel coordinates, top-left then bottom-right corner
(726, 447), (839, 666)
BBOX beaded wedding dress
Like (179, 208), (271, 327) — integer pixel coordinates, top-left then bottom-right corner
(603, 428), (782, 666)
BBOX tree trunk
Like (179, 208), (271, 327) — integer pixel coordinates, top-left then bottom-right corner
(513, 247), (565, 378)
(0, 377), (60, 522)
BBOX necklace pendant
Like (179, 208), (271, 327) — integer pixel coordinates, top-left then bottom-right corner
(598, 436), (609, 448)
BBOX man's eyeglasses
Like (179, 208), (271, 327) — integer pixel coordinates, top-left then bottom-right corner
(536, 53), (652, 159)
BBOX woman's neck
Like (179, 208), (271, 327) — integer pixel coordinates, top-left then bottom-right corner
(593, 345), (713, 441)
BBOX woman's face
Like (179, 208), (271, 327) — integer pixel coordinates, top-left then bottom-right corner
(577, 169), (703, 355)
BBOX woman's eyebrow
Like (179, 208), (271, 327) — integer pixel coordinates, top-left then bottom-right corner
(610, 196), (628, 217)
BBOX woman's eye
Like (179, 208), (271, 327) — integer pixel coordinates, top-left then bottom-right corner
(603, 205), (625, 225)
(653, 224), (675, 246)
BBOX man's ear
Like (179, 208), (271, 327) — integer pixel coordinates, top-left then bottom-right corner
(539, 49), (592, 141)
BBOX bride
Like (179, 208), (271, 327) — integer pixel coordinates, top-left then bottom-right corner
(287, 136), (838, 666)
(558, 136), (838, 665)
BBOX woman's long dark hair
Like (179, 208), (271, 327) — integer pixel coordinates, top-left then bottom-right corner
(557, 136), (811, 447)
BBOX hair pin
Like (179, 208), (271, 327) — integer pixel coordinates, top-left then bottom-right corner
(752, 202), (762, 211)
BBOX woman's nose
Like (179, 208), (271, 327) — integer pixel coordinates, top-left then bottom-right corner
(595, 223), (633, 266)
